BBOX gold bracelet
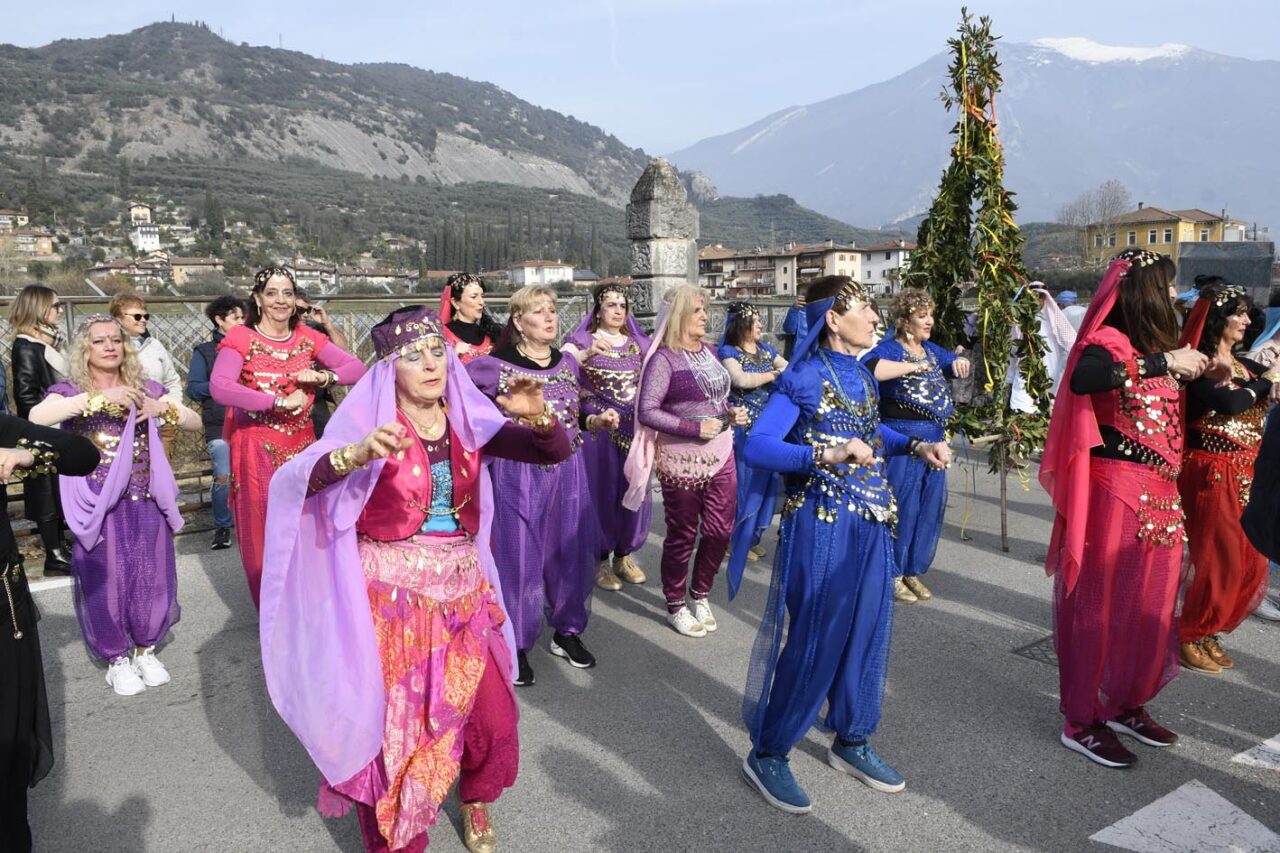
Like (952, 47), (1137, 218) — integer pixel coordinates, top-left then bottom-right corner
(519, 404), (555, 433)
(160, 402), (181, 427)
(329, 443), (363, 477)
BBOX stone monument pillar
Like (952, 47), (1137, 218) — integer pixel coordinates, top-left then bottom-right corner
(626, 158), (699, 322)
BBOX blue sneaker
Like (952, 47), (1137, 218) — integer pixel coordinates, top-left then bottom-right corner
(742, 752), (812, 814)
(827, 739), (906, 793)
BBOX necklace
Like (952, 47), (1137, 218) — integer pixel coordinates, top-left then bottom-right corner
(404, 406), (446, 440)
(517, 342), (552, 365)
(255, 324), (292, 342)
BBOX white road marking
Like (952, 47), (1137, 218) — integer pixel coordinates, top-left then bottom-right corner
(29, 576), (73, 593)
(1233, 734), (1280, 772)
(1090, 779), (1279, 852)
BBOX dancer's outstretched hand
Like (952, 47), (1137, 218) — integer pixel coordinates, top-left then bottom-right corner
(917, 441), (952, 470)
(952, 357), (972, 379)
(496, 375), (546, 418)
(355, 422), (409, 465)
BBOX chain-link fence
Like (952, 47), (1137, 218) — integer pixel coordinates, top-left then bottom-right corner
(0, 292), (797, 483)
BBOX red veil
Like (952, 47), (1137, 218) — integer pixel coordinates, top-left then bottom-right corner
(1038, 257), (1133, 594)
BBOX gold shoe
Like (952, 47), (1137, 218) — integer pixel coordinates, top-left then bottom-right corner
(893, 577), (918, 604)
(461, 802), (497, 853)
(595, 559), (622, 592)
(1179, 640), (1221, 674)
(1201, 635), (1234, 669)
(902, 576), (932, 601)
(748, 544), (768, 561)
(613, 553), (646, 585)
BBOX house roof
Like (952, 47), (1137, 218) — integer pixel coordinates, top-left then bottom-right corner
(860, 240), (916, 252)
(12, 229), (52, 237)
(512, 259), (572, 269)
(1172, 208), (1222, 223)
(0, 208), (27, 216)
(170, 256), (223, 266)
(574, 270), (600, 281)
(1105, 206), (1224, 226)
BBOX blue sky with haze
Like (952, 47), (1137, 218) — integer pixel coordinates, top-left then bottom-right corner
(8, 1), (1277, 152)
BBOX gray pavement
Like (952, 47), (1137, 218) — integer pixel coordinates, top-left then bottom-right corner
(27, 465), (1280, 852)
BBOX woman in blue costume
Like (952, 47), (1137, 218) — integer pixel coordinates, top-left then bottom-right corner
(719, 302), (787, 559)
(865, 288), (970, 603)
(726, 276), (952, 814)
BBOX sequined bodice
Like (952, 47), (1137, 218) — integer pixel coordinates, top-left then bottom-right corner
(684, 346), (731, 408)
(497, 361), (582, 457)
(1100, 374), (1183, 476)
(238, 331), (318, 431)
(784, 352), (897, 527)
(1191, 362), (1267, 454)
(884, 346), (954, 424)
(420, 457), (461, 534)
(728, 345), (777, 428)
(581, 339), (643, 446)
(65, 407), (152, 499)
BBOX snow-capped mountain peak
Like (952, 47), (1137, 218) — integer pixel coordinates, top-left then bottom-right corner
(1029, 37), (1191, 64)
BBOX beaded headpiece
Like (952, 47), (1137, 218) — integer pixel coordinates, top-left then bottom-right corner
(726, 301), (760, 321)
(833, 279), (871, 312)
(1210, 284), (1247, 309)
(446, 272), (484, 297)
(371, 306), (445, 360)
(254, 266), (296, 288)
(75, 313), (119, 336)
(896, 288), (934, 317)
(1113, 248), (1164, 268)
(593, 282), (629, 308)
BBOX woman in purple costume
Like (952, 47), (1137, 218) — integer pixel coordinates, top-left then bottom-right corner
(562, 282), (653, 592)
(467, 284), (617, 687)
(30, 315), (200, 697)
(625, 285), (747, 639)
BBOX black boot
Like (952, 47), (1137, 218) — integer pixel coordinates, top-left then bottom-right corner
(38, 521), (71, 576)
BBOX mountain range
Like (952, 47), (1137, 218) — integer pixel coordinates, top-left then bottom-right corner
(669, 38), (1280, 232)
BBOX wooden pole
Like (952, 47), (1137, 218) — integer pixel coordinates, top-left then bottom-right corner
(1000, 450), (1009, 552)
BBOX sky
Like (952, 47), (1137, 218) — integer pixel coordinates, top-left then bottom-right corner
(7, 0), (1279, 153)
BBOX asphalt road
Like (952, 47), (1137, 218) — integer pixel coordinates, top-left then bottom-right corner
(26, 464), (1280, 852)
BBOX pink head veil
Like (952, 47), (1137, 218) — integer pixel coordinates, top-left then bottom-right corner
(622, 294), (676, 510)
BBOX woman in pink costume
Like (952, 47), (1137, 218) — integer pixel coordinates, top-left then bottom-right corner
(1041, 249), (1211, 769)
(261, 306), (569, 853)
(210, 266), (364, 608)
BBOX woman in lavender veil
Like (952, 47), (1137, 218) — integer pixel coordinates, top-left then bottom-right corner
(29, 315), (201, 697)
(260, 306), (570, 853)
(562, 282), (653, 591)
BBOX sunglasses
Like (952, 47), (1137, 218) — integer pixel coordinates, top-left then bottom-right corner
(296, 306), (314, 315)
(126, 312), (150, 322)
(51, 303), (66, 312)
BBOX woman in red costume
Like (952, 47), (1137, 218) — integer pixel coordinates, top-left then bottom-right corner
(211, 267), (365, 608)
(1040, 249), (1211, 769)
(440, 273), (503, 364)
(1176, 280), (1277, 673)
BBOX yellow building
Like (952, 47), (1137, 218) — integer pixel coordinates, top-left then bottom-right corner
(1084, 204), (1225, 265)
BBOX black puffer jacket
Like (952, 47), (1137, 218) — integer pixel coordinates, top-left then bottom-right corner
(11, 337), (64, 419)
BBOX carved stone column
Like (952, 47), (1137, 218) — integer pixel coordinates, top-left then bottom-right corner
(626, 158), (699, 323)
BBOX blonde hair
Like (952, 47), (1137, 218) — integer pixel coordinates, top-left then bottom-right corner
(507, 285), (557, 338)
(67, 315), (144, 392)
(9, 284), (57, 340)
(108, 291), (146, 319)
(893, 288), (935, 336)
(660, 284), (706, 351)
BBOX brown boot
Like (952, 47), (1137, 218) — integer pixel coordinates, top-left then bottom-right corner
(1180, 640), (1221, 674)
(461, 802), (497, 853)
(1201, 635), (1234, 670)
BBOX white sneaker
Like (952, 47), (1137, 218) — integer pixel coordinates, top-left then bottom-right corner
(133, 647), (171, 687)
(106, 656), (146, 696)
(690, 598), (718, 632)
(1254, 596), (1280, 622)
(667, 606), (708, 638)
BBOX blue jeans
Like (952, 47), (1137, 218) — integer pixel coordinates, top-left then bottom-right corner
(208, 438), (233, 530)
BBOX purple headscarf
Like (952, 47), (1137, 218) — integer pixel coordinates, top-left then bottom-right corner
(564, 284), (651, 352)
(260, 315), (512, 786)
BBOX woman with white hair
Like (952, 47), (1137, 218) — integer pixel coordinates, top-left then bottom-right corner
(29, 315), (201, 696)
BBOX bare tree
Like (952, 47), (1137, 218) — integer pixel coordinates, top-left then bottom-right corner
(1057, 179), (1133, 263)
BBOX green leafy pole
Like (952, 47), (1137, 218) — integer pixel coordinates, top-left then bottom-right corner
(903, 8), (1051, 551)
